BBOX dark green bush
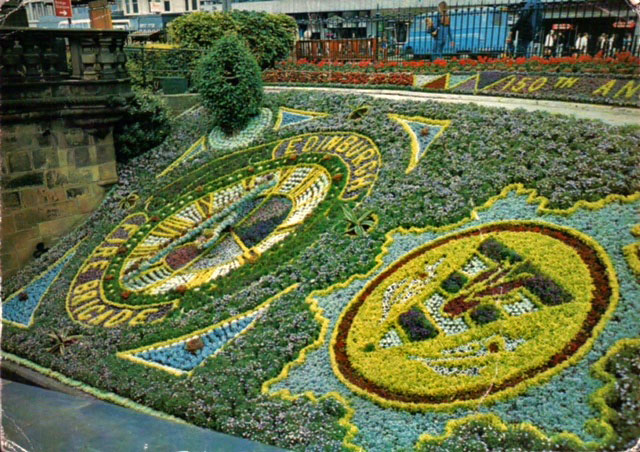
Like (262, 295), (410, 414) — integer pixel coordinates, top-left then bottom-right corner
(113, 89), (170, 162)
(168, 11), (297, 69)
(194, 35), (263, 135)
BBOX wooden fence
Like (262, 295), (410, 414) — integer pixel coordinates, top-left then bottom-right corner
(295, 38), (378, 62)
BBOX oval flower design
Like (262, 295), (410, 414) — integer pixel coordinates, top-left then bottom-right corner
(122, 165), (331, 295)
(331, 221), (617, 409)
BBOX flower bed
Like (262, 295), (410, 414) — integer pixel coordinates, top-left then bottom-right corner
(284, 53), (640, 76)
(2, 91), (640, 451)
(264, 69), (640, 107)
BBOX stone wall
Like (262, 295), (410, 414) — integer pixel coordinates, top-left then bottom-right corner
(1, 121), (118, 277)
(0, 27), (131, 278)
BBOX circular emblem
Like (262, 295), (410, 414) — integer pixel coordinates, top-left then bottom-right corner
(122, 164), (330, 295)
(65, 132), (377, 328)
(331, 222), (615, 409)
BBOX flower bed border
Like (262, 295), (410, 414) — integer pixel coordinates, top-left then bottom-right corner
(263, 70), (640, 107)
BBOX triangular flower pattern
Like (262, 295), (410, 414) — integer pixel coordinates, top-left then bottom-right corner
(422, 74), (448, 90)
(388, 113), (452, 174)
(274, 107), (330, 131)
(117, 284), (298, 376)
(414, 74), (445, 88)
(157, 136), (207, 179)
(448, 74), (477, 90)
(2, 243), (82, 328)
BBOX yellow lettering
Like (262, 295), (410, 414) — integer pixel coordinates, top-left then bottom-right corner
(483, 75), (516, 91)
(94, 246), (118, 258)
(88, 309), (116, 326)
(84, 260), (109, 272)
(103, 310), (134, 328)
(351, 148), (377, 167)
(511, 77), (533, 93)
(334, 135), (360, 154)
(76, 304), (106, 321)
(554, 77), (579, 89)
(301, 135), (319, 153)
(73, 280), (100, 296)
(345, 142), (369, 158)
(72, 300), (100, 313)
(129, 308), (159, 326)
(347, 175), (376, 193)
(70, 290), (99, 307)
(528, 77), (548, 93)
(613, 81), (640, 99)
(285, 137), (303, 155)
(354, 160), (378, 177)
(322, 137), (344, 152)
(593, 80), (617, 97)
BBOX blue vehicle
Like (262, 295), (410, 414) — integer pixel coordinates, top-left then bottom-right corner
(404, 7), (511, 58)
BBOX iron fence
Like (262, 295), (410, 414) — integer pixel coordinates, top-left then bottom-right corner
(289, 0), (639, 60)
(125, 0), (639, 88)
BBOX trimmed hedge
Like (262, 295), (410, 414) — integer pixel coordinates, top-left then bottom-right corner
(168, 11), (297, 69)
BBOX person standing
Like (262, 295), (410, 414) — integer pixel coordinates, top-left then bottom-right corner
(544, 29), (555, 57)
(576, 33), (589, 55)
(506, 0), (543, 57)
(608, 33), (616, 57)
(598, 33), (608, 55)
(622, 33), (632, 52)
(555, 31), (565, 57)
(427, 1), (455, 59)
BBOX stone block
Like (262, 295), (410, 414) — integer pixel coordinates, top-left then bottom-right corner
(95, 144), (115, 164)
(23, 187), (67, 206)
(39, 214), (85, 239)
(3, 172), (45, 189)
(4, 226), (39, 243)
(7, 152), (32, 173)
(73, 146), (93, 167)
(32, 148), (59, 170)
(2, 191), (21, 209)
(64, 129), (88, 147)
(98, 162), (118, 184)
(14, 208), (52, 230)
(2, 215), (16, 236)
(67, 167), (94, 185)
(66, 186), (87, 198)
(45, 169), (69, 188)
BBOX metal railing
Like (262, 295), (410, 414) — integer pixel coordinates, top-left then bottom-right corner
(288, 0), (639, 61)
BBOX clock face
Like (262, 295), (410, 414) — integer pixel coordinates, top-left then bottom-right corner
(332, 222), (615, 408)
(121, 165), (332, 295)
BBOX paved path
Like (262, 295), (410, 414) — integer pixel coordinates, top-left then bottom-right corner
(1, 379), (284, 452)
(266, 86), (640, 127)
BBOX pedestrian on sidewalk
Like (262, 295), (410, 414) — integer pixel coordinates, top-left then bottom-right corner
(506, 0), (543, 57)
(427, 1), (455, 59)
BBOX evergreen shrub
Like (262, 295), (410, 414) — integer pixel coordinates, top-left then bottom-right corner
(113, 89), (170, 162)
(194, 35), (263, 135)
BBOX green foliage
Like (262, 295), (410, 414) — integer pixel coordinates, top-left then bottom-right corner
(125, 47), (203, 90)
(168, 11), (297, 69)
(113, 89), (170, 162)
(47, 328), (82, 356)
(194, 35), (263, 135)
(342, 204), (376, 237)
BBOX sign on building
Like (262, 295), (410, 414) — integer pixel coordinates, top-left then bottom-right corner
(54, 0), (73, 17)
